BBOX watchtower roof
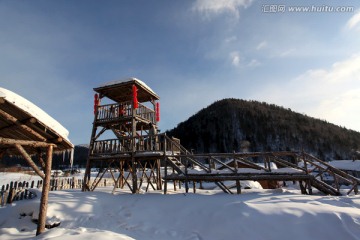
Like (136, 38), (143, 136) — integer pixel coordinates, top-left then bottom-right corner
(94, 78), (160, 103)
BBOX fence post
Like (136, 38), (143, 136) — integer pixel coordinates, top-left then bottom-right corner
(0, 187), (4, 206)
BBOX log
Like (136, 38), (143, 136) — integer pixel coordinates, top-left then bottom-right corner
(164, 158), (168, 194)
(163, 173), (313, 182)
(38, 154), (46, 169)
(14, 144), (45, 179)
(29, 118), (37, 124)
(0, 137), (55, 148)
(0, 109), (47, 141)
(236, 180), (241, 194)
(36, 145), (53, 236)
(303, 153), (360, 183)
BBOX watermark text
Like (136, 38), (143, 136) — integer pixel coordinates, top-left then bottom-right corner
(262, 5), (354, 13)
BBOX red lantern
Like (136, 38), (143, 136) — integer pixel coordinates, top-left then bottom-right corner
(156, 102), (160, 122)
(132, 85), (138, 109)
(94, 94), (100, 114)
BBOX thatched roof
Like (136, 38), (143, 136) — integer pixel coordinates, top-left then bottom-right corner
(94, 78), (160, 103)
(0, 87), (73, 156)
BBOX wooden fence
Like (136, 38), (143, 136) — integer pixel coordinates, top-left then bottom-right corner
(0, 177), (109, 207)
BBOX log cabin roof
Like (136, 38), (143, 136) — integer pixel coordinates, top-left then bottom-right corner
(0, 87), (73, 156)
(94, 78), (160, 103)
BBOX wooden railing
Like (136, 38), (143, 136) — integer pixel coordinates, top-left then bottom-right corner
(92, 134), (181, 155)
(93, 137), (133, 154)
(300, 152), (360, 195)
(135, 103), (156, 123)
(95, 101), (155, 124)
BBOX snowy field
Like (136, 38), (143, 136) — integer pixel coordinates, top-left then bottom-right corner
(1, 173), (360, 240)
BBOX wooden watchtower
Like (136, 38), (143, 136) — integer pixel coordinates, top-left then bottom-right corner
(83, 78), (162, 193)
(82, 79), (360, 196)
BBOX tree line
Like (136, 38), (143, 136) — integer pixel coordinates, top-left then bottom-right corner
(166, 98), (360, 161)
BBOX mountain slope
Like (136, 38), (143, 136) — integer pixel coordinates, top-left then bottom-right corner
(167, 98), (360, 160)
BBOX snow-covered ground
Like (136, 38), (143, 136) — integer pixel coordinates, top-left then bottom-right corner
(1, 173), (360, 240)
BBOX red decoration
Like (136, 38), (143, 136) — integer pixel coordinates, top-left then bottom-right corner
(94, 94), (100, 114)
(132, 85), (138, 109)
(156, 102), (160, 122)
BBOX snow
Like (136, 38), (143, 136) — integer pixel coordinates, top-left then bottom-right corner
(187, 167), (302, 174)
(0, 87), (72, 143)
(256, 162), (278, 169)
(99, 77), (158, 97)
(0, 172), (42, 186)
(1, 173), (360, 240)
(272, 167), (303, 173)
(328, 160), (360, 172)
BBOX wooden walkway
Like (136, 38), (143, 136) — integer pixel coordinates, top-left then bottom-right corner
(162, 138), (360, 196)
(83, 133), (359, 196)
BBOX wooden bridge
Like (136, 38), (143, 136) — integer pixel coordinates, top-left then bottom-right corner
(86, 131), (359, 196)
(161, 142), (360, 196)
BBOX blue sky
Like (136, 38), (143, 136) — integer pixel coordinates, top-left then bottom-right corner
(1, 0), (360, 145)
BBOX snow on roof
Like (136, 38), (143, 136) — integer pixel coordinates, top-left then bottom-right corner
(328, 160), (360, 171)
(99, 77), (157, 96)
(0, 87), (72, 143)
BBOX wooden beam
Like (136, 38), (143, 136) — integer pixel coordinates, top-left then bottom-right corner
(0, 150), (5, 160)
(0, 109), (47, 141)
(163, 173), (313, 182)
(14, 144), (45, 179)
(29, 117), (37, 124)
(37, 149), (46, 169)
(0, 137), (54, 148)
(0, 97), (5, 104)
(36, 145), (53, 236)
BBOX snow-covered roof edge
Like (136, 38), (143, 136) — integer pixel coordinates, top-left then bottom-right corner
(0, 87), (73, 147)
(98, 77), (158, 96)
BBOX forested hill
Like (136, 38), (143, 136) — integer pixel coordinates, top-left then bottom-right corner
(166, 98), (360, 161)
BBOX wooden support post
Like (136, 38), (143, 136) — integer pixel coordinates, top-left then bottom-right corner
(173, 169), (177, 191)
(236, 180), (241, 194)
(131, 156), (137, 194)
(120, 161), (124, 188)
(234, 151), (238, 174)
(83, 124), (98, 191)
(164, 157), (168, 194)
(185, 159), (189, 193)
(299, 181), (306, 194)
(36, 145), (53, 236)
(307, 180), (312, 195)
(193, 181), (196, 193)
(355, 184), (359, 195)
(157, 159), (162, 190)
